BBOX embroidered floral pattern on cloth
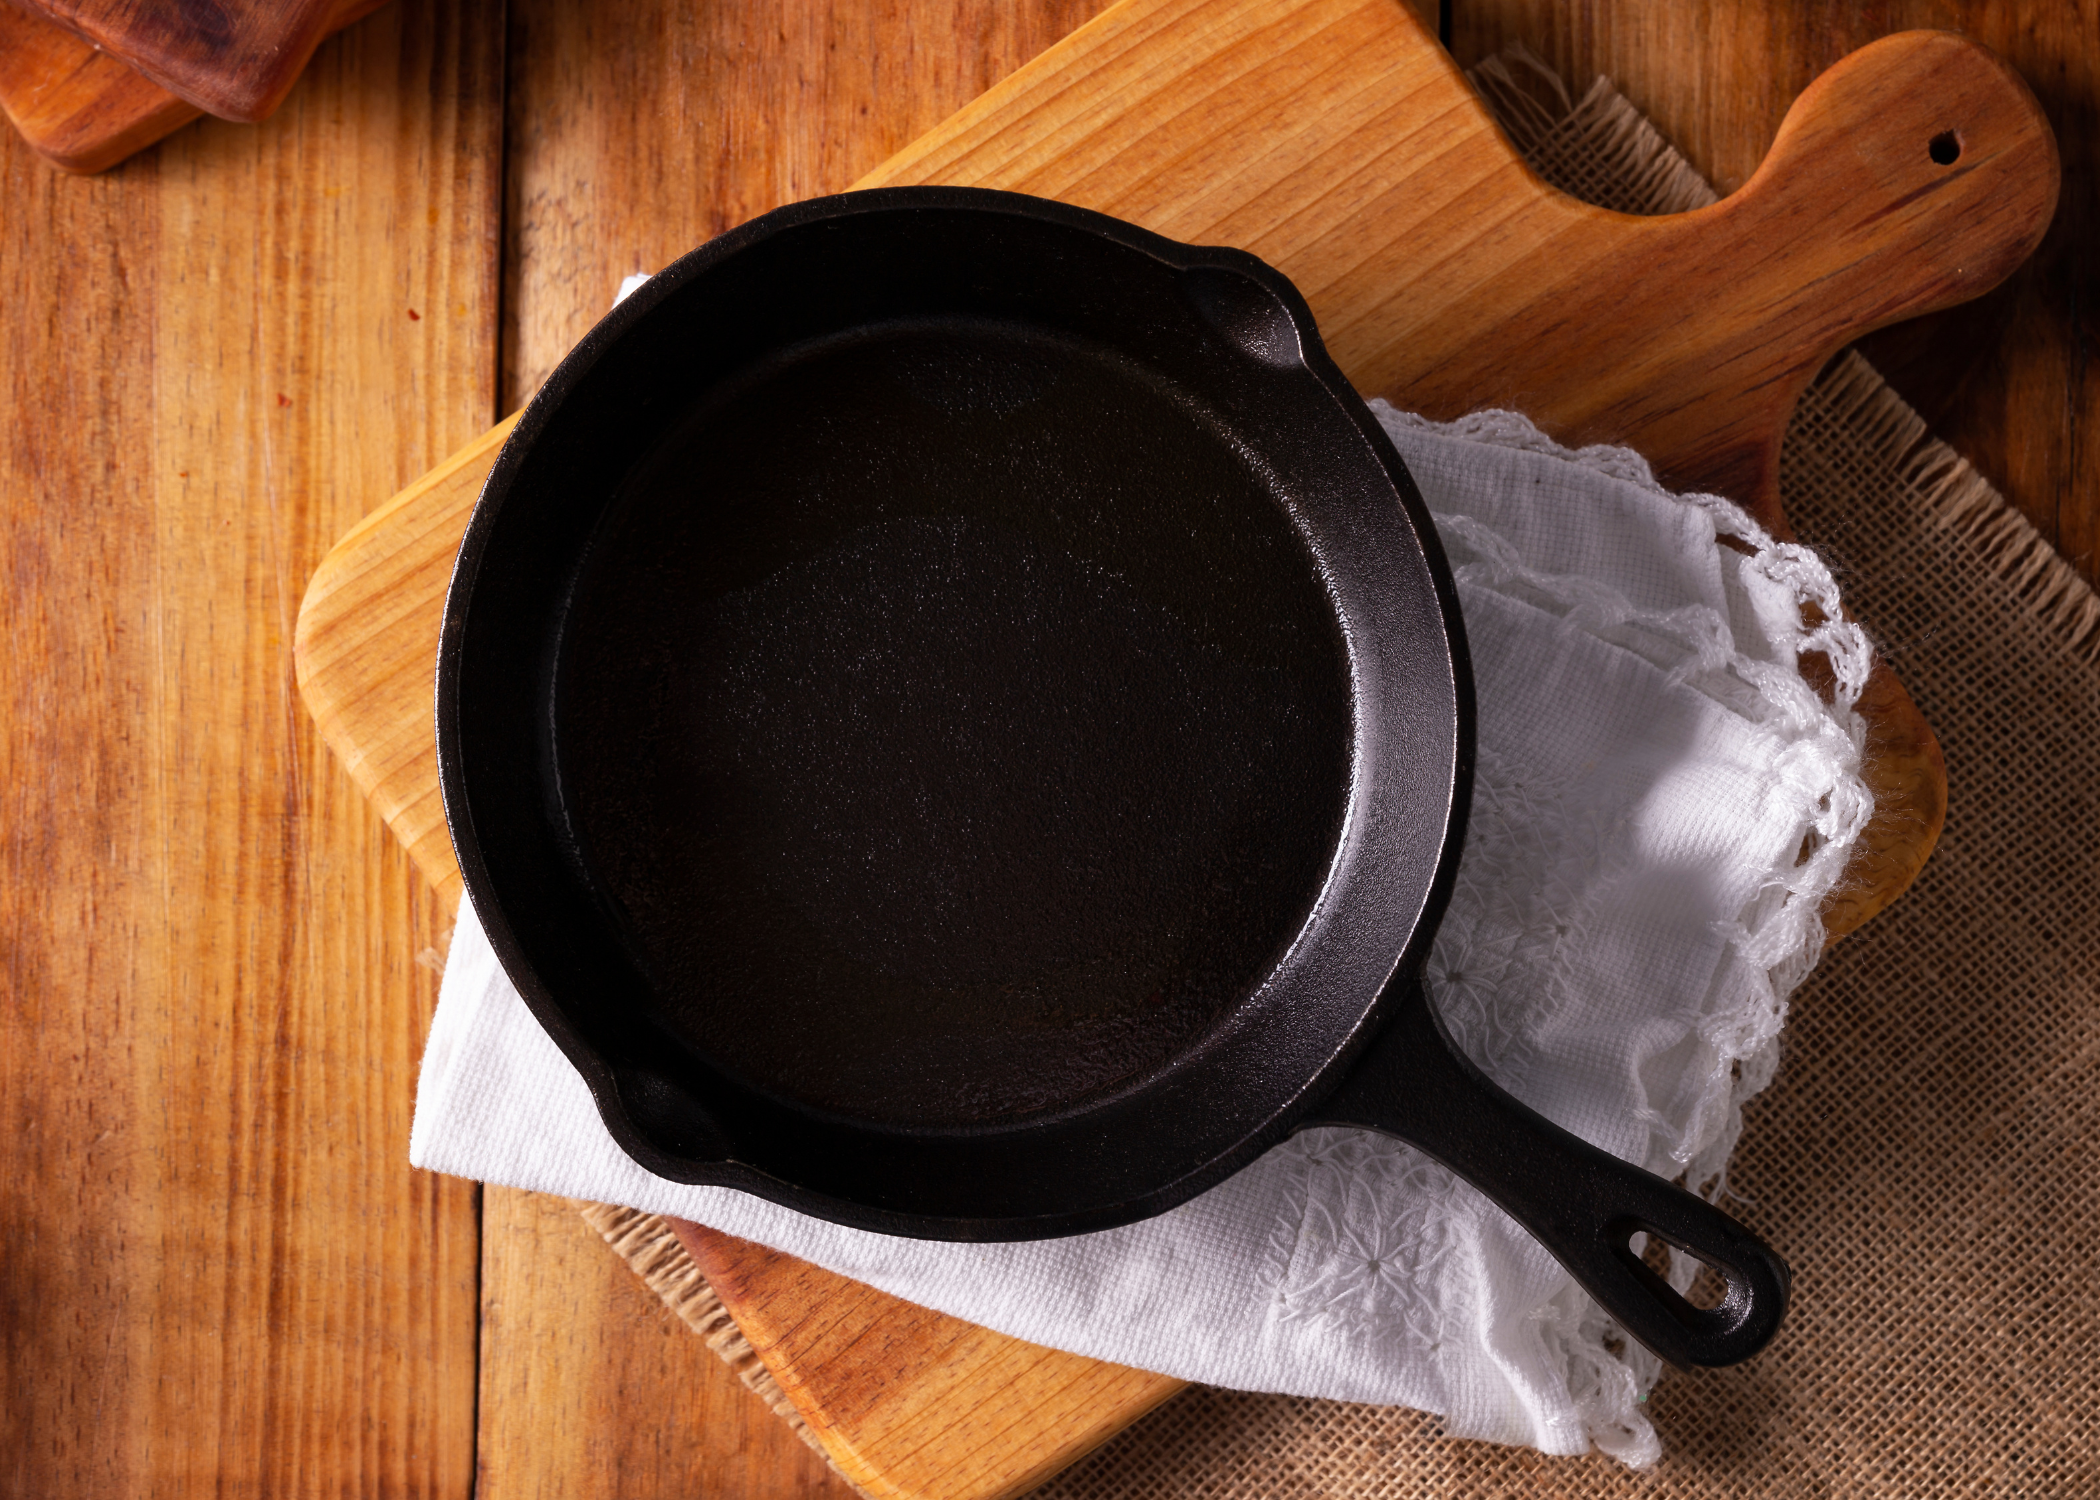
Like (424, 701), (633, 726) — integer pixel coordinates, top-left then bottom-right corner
(411, 402), (1872, 1466)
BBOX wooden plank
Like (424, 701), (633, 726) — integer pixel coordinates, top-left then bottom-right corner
(0, 2), (501, 1494)
(1447, 0), (2098, 588)
(495, 0), (1115, 412)
(475, 1189), (861, 1500)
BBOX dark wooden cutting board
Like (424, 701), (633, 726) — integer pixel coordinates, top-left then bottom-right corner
(17, 0), (339, 120)
(295, 2), (2056, 1494)
(0, 0), (388, 172)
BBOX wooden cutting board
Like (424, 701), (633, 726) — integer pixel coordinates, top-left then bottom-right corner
(0, 0), (388, 171)
(14, 0), (341, 122)
(295, 2), (2056, 1495)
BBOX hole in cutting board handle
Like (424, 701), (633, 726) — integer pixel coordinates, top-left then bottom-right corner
(1929, 130), (1962, 165)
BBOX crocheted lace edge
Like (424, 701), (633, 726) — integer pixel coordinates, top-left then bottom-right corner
(1375, 401), (1875, 1468)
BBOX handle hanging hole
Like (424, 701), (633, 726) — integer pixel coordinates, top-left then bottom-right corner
(1929, 131), (1962, 165)
(1624, 1225), (1733, 1312)
(1683, 1259), (1729, 1311)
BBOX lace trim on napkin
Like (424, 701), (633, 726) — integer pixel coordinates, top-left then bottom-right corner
(1258, 406), (1873, 1465)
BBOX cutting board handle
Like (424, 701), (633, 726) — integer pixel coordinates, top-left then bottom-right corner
(1724, 30), (2058, 342)
(1578, 29), (2060, 509)
(1362, 29), (2057, 521)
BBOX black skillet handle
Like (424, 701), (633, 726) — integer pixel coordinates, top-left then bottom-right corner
(1300, 980), (1790, 1369)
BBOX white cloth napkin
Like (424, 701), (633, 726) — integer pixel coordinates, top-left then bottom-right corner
(411, 403), (1871, 1466)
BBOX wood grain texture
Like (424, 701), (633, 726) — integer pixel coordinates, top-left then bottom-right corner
(494, 0), (1436, 410)
(1448, 0), (2099, 589)
(676, 1229), (1185, 1500)
(293, 413), (516, 908)
(291, 3), (2057, 1494)
(475, 1189), (861, 1500)
(497, 0), (1113, 413)
(0, 0), (392, 173)
(0, 2), (501, 1495)
(15, 0), (340, 122)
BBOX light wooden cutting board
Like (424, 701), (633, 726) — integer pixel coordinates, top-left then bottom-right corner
(295, 2), (2056, 1495)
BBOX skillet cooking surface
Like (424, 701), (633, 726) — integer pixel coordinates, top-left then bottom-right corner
(559, 320), (1354, 1129)
(441, 187), (1467, 1234)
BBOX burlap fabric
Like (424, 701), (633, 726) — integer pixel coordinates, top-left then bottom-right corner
(588, 57), (2100, 1497)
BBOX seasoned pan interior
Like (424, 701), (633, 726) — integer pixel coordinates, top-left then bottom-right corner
(557, 318), (1353, 1130)
(442, 190), (1466, 1230)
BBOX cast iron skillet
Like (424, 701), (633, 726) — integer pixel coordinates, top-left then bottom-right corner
(438, 186), (1790, 1369)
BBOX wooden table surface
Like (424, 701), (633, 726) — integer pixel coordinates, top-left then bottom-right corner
(2, 1), (2090, 1495)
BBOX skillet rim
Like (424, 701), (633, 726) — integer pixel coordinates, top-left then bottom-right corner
(436, 184), (1476, 1239)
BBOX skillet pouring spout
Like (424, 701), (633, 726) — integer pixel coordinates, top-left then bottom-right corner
(1303, 980), (1791, 1369)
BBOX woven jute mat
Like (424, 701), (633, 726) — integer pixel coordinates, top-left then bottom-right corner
(583, 55), (2100, 1497)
